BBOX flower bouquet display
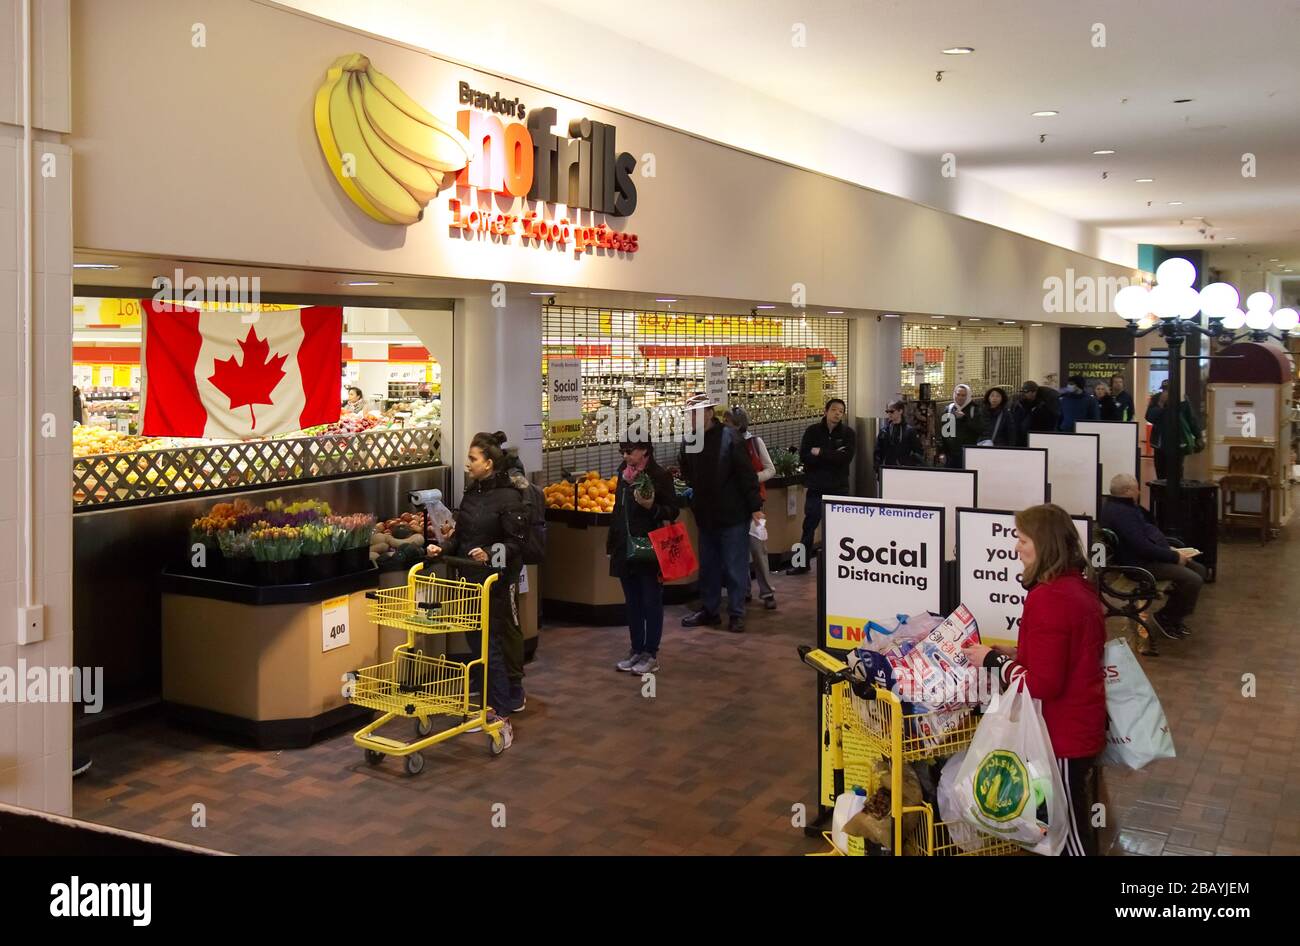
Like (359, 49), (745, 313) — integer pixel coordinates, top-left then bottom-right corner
(330, 513), (377, 573)
(300, 521), (348, 581)
(249, 524), (304, 585)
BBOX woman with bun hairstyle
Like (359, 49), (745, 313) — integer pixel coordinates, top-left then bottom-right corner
(429, 431), (526, 748)
(963, 503), (1106, 856)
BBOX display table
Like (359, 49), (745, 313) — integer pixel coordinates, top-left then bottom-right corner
(540, 509), (699, 625)
(160, 568), (381, 748)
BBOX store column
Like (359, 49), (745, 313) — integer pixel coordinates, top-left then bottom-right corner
(452, 291), (544, 496)
(1, 0), (74, 815)
(1024, 323), (1061, 387)
(849, 314), (902, 494)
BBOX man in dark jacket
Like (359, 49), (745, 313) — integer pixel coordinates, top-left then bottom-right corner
(1012, 381), (1060, 445)
(1058, 375), (1100, 432)
(678, 395), (762, 632)
(1099, 473), (1206, 638)
(1110, 374), (1135, 422)
(874, 400), (924, 472)
(787, 398), (856, 575)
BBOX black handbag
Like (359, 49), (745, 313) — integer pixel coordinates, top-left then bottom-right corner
(623, 484), (657, 564)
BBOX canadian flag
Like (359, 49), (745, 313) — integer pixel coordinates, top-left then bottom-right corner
(141, 301), (343, 439)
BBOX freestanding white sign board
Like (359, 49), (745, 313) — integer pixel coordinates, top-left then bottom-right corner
(1075, 420), (1139, 495)
(956, 508), (1091, 645)
(879, 466), (976, 560)
(962, 446), (1049, 511)
(821, 496), (944, 652)
(1029, 432), (1101, 518)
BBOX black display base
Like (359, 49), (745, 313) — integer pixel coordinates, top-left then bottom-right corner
(541, 582), (697, 626)
(160, 564), (379, 605)
(163, 700), (374, 750)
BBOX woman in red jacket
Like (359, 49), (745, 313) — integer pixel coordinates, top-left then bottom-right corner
(964, 503), (1106, 856)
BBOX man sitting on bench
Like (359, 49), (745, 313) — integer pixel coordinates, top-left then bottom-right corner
(1099, 473), (1207, 640)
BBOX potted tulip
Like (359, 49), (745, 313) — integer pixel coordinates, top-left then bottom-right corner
(249, 524), (304, 585)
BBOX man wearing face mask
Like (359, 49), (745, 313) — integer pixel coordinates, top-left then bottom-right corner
(874, 400), (924, 474)
(938, 384), (982, 468)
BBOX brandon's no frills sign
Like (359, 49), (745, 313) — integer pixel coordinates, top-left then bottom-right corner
(822, 498), (943, 651)
(956, 509), (1090, 645)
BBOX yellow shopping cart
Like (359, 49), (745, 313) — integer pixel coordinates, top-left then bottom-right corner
(350, 558), (507, 775)
(798, 645), (1021, 856)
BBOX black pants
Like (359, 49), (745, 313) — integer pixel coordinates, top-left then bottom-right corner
(799, 489), (825, 555)
(1059, 755), (1100, 856)
(1153, 448), (1167, 481)
(1146, 559), (1207, 624)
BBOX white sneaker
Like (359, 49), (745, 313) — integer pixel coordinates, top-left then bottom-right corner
(498, 718), (514, 750)
(631, 653), (659, 674)
(615, 650), (640, 672)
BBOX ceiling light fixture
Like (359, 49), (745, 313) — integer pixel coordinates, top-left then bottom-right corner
(528, 291), (555, 296)
(1135, 178), (1154, 183)
(1168, 201), (1183, 206)
(755, 304), (776, 309)
(942, 46), (975, 55)
(1270, 258), (1281, 262)
(1092, 149), (1116, 155)
(655, 297), (678, 303)
(1031, 110), (1059, 117)
(74, 263), (120, 271)
(337, 280), (393, 287)
(827, 309), (843, 314)
(930, 315), (946, 319)
(883, 313), (900, 318)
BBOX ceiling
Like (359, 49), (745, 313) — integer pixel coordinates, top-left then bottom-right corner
(279, 0), (1300, 275)
(537, 0), (1300, 268)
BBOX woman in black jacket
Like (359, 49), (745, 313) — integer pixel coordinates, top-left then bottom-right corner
(875, 400), (925, 469)
(606, 441), (679, 675)
(980, 387), (1016, 446)
(430, 431), (526, 747)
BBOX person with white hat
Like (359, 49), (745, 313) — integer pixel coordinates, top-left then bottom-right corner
(678, 394), (763, 632)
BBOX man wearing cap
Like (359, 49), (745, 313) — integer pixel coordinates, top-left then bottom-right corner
(1012, 380), (1060, 445)
(788, 398), (855, 575)
(678, 394), (763, 632)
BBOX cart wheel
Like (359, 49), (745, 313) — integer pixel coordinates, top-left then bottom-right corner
(415, 716), (434, 737)
(404, 752), (426, 775)
(488, 734), (505, 756)
(364, 749), (385, 766)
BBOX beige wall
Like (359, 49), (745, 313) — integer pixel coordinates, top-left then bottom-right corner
(0, 0), (73, 815)
(70, 0), (1136, 324)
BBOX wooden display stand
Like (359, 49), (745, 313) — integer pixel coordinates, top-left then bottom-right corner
(763, 478), (810, 568)
(161, 573), (380, 748)
(540, 510), (699, 625)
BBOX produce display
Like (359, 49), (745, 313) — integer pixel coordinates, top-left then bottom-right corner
(544, 470), (620, 513)
(72, 425), (168, 458)
(189, 496), (376, 584)
(371, 512), (429, 567)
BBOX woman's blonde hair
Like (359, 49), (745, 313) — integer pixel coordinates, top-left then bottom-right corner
(1015, 503), (1087, 586)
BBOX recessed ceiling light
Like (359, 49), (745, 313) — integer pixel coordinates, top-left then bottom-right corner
(930, 315), (946, 319)
(826, 310), (843, 314)
(1092, 149), (1116, 156)
(755, 304), (776, 309)
(1031, 110), (1059, 117)
(1000, 320), (1017, 325)
(1270, 258), (1281, 262)
(1168, 201), (1183, 206)
(655, 297), (677, 303)
(337, 280), (392, 287)
(1225, 237), (1238, 241)
(942, 46), (975, 55)
(528, 291), (555, 296)
(968, 318), (982, 321)
(1031, 323), (1044, 327)
(883, 313), (900, 318)
(1173, 98), (1194, 104)
(1135, 178), (1154, 183)
(74, 263), (120, 270)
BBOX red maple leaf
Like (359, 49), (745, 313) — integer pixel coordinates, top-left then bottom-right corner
(207, 327), (288, 430)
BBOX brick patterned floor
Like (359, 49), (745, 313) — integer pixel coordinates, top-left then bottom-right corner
(72, 516), (1300, 855)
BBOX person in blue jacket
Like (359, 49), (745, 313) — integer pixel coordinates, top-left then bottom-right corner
(1098, 473), (1206, 639)
(1057, 375), (1100, 432)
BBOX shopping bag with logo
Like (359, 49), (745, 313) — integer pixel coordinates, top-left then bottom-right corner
(648, 521), (697, 581)
(954, 677), (1067, 855)
(1101, 637), (1176, 769)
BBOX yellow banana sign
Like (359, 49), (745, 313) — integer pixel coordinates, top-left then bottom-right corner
(313, 53), (472, 226)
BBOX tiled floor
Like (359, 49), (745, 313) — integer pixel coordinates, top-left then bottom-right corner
(72, 515), (1300, 855)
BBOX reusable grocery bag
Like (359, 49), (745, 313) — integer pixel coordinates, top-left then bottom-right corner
(955, 678), (1067, 855)
(648, 522), (697, 581)
(1101, 637), (1176, 769)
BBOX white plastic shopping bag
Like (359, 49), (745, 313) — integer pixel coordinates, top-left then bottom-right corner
(938, 750), (988, 854)
(749, 516), (768, 542)
(1101, 638), (1176, 769)
(955, 678), (1068, 855)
